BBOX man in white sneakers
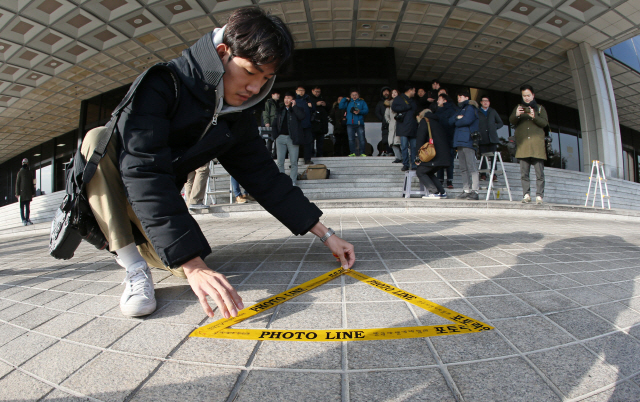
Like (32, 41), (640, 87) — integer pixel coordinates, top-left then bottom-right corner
(81, 7), (355, 318)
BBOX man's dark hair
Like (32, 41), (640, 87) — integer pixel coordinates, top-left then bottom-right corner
(349, 88), (359, 94)
(271, 89), (280, 95)
(457, 89), (470, 99)
(296, 85), (305, 90)
(223, 6), (294, 72)
(313, 85), (321, 90)
(402, 83), (415, 93)
(481, 95), (490, 101)
(418, 87), (426, 92)
(439, 94), (452, 103)
(520, 84), (534, 94)
(284, 91), (295, 98)
(439, 87), (448, 94)
(432, 79), (440, 85)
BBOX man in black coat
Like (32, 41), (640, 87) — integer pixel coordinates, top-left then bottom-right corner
(375, 86), (391, 155)
(435, 94), (457, 189)
(15, 158), (34, 225)
(309, 86), (329, 157)
(392, 83), (418, 171)
(415, 110), (451, 198)
(295, 86), (315, 164)
(80, 7), (355, 318)
(274, 92), (305, 185)
(478, 95), (504, 180)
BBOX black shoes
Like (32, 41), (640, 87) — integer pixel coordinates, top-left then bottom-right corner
(447, 180), (453, 189)
(456, 191), (479, 200)
(304, 159), (313, 164)
(392, 159), (402, 163)
(401, 166), (409, 171)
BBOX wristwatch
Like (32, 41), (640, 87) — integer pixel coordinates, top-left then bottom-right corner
(320, 228), (335, 243)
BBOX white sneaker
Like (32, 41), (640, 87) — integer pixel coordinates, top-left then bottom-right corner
(536, 196), (543, 204)
(120, 261), (156, 317)
(522, 194), (531, 203)
(422, 194), (440, 199)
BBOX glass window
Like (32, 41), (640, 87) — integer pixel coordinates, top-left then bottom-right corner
(546, 129), (562, 169)
(35, 163), (52, 196)
(560, 133), (580, 171)
(609, 40), (640, 72)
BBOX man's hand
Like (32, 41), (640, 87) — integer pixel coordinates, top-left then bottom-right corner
(310, 222), (355, 270)
(427, 98), (435, 102)
(183, 257), (244, 318)
(317, 101), (325, 106)
(291, 100), (296, 106)
(516, 105), (524, 117)
(308, 102), (312, 108)
(353, 110), (359, 115)
(457, 115), (463, 119)
(528, 108), (535, 119)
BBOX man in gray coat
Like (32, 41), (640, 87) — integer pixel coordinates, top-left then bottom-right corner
(478, 95), (504, 180)
(15, 158), (34, 226)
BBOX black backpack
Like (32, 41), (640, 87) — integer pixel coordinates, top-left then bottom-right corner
(49, 64), (180, 260)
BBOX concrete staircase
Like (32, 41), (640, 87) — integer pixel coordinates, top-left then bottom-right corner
(1, 155), (640, 235)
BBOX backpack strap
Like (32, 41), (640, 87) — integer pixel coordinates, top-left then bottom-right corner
(81, 63), (180, 187)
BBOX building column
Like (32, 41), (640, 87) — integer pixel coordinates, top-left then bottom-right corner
(567, 42), (623, 178)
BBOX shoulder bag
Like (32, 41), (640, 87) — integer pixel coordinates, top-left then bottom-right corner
(418, 118), (437, 163)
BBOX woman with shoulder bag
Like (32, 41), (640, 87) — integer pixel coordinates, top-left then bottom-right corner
(385, 89), (402, 163)
(415, 109), (451, 198)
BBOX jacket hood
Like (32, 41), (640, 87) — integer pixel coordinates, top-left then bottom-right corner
(468, 100), (479, 108)
(170, 27), (274, 117)
(379, 86), (391, 100)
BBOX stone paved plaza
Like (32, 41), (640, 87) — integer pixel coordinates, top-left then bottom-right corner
(1, 210), (640, 401)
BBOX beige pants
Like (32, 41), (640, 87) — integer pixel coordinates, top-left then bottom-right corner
(184, 164), (210, 205)
(81, 127), (186, 278)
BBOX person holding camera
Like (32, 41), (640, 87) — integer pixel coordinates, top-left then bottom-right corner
(509, 84), (549, 204)
(392, 84), (418, 171)
(339, 89), (369, 157)
(309, 86), (329, 157)
(274, 92), (305, 186)
(450, 89), (480, 200)
(295, 86), (316, 164)
(478, 95), (504, 181)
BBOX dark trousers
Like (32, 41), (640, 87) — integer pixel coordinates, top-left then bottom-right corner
(19, 200), (30, 221)
(519, 157), (545, 198)
(303, 128), (314, 161)
(314, 134), (325, 157)
(479, 144), (498, 170)
(437, 148), (455, 182)
(401, 136), (417, 169)
(416, 165), (446, 194)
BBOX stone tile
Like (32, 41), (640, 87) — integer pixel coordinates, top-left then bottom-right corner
(349, 369), (456, 402)
(474, 266), (524, 278)
(449, 357), (560, 402)
(0, 322), (27, 346)
(153, 284), (191, 301)
(235, 371), (341, 402)
(170, 337), (257, 366)
(74, 281), (119, 295)
(346, 302), (416, 328)
(272, 303), (342, 329)
(236, 285), (288, 303)
(0, 360), (12, 378)
(413, 299), (480, 326)
(21, 341), (101, 384)
(68, 296), (120, 316)
(65, 318), (139, 348)
(287, 284), (342, 303)
(10, 306), (59, 329)
(0, 302), (36, 321)
(390, 268), (441, 282)
(528, 344), (618, 399)
(348, 338), (435, 369)
(111, 322), (191, 358)
(547, 309), (615, 340)
(0, 331), (57, 365)
(33, 312), (95, 338)
(494, 316), (574, 352)
(517, 290), (580, 313)
(61, 352), (159, 402)
(131, 362), (240, 402)
(396, 281), (460, 298)
(44, 293), (93, 311)
(580, 381), (640, 402)
(530, 274), (582, 289)
(426, 258), (469, 269)
(434, 268), (486, 281)
(556, 287), (612, 306)
(344, 283), (398, 302)
(588, 283), (630, 300)
(589, 301), (640, 328)
(586, 332), (640, 376)
(7, 287), (44, 301)
(253, 341), (341, 369)
(41, 388), (95, 401)
(467, 295), (537, 319)
(0, 370), (53, 401)
(242, 271), (296, 285)
(448, 280), (509, 296)
(146, 301), (207, 325)
(493, 277), (550, 293)
(432, 329), (515, 363)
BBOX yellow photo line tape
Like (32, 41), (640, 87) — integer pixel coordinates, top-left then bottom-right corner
(190, 267), (493, 341)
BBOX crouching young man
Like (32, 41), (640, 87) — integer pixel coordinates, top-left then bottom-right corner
(81, 7), (355, 318)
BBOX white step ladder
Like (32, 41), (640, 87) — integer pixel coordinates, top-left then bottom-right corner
(204, 160), (232, 206)
(402, 170), (427, 198)
(585, 160), (611, 209)
(477, 151), (512, 201)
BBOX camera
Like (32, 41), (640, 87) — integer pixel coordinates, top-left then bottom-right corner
(350, 106), (359, 114)
(75, 197), (109, 251)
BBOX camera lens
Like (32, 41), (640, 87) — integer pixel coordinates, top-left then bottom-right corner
(82, 220), (109, 251)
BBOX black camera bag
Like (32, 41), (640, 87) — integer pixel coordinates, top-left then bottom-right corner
(50, 64), (180, 259)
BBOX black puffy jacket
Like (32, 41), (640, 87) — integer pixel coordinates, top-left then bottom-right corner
(391, 94), (418, 138)
(115, 33), (322, 268)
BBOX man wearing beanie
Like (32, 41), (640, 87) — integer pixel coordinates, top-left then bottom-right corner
(15, 158), (34, 226)
(79, 6), (355, 319)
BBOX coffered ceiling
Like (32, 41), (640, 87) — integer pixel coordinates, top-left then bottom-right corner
(1, 0), (639, 163)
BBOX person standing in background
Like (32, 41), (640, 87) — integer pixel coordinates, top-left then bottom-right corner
(15, 158), (34, 226)
(184, 164), (210, 209)
(385, 89), (402, 163)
